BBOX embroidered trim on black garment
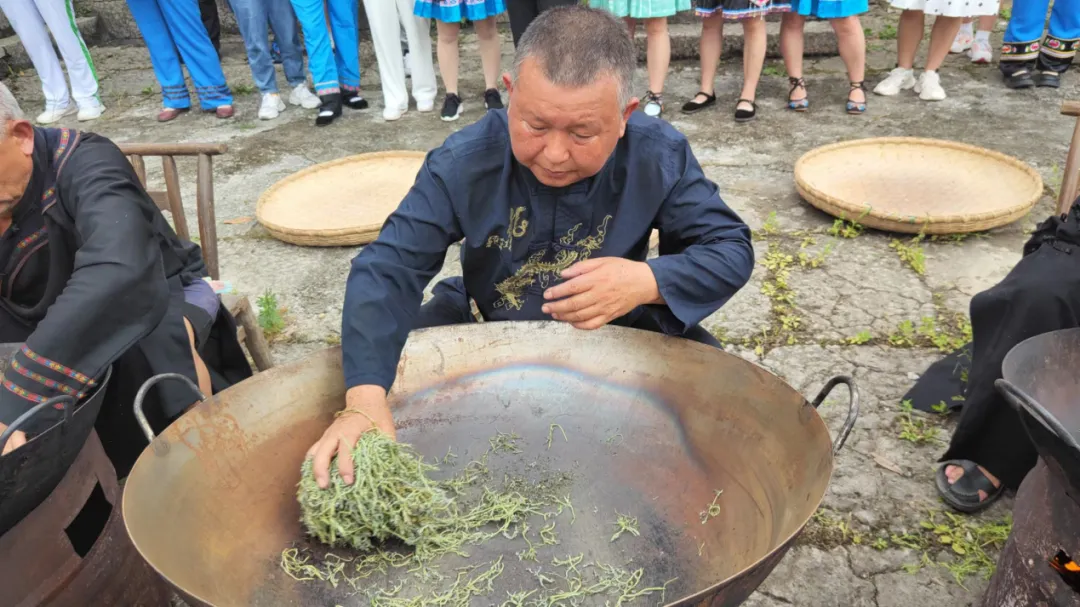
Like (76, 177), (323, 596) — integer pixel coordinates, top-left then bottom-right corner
(1001, 39), (1040, 61)
(1042, 35), (1079, 59)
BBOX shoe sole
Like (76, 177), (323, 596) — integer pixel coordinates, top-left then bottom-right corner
(441, 105), (463, 121)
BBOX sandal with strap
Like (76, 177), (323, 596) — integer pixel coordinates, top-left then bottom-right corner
(787, 77), (809, 112)
(935, 459), (1005, 514)
(846, 81), (867, 115)
(734, 98), (757, 123)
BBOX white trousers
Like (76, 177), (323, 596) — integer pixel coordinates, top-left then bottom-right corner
(0, 0), (99, 109)
(362, 0), (437, 112)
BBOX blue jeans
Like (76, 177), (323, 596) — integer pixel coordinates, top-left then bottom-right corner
(227, 0), (307, 94)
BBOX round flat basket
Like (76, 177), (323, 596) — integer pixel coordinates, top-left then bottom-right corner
(794, 138), (1044, 234)
(257, 151), (426, 246)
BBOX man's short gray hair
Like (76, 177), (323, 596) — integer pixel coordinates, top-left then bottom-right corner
(0, 82), (24, 137)
(512, 5), (636, 109)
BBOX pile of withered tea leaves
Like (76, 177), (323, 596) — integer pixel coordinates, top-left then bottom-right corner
(286, 429), (681, 606)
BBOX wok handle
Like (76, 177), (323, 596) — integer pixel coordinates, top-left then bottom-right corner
(995, 379), (1080, 453)
(133, 373), (206, 443)
(0, 394), (76, 452)
(811, 376), (860, 455)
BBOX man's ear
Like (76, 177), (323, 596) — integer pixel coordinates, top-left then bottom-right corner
(502, 73), (514, 95)
(619, 98), (640, 137)
(11, 121), (33, 156)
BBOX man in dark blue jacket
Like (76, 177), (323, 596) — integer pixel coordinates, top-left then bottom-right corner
(309, 5), (754, 487)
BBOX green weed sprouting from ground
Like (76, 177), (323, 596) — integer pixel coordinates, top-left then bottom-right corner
(828, 216), (864, 239)
(896, 400), (944, 445)
(257, 290), (286, 336)
(1049, 162), (1063, 199)
(758, 211), (780, 237)
(888, 315), (971, 353)
(890, 235), (927, 275)
(762, 64), (786, 78)
(879, 24), (898, 40)
(847, 330), (873, 345)
(140, 86), (154, 96)
(232, 83), (257, 95)
(999, 6), (1011, 20)
(798, 237), (834, 269)
(808, 511), (864, 546)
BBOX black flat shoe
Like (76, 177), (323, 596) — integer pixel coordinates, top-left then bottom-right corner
(315, 93), (342, 126)
(681, 91), (716, 114)
(1004, 69), (1035, 89)
(1038, 70), (1062, 88)
(734, 98), (757, 123)
(344, 92), (369, 110)
(935, 459), (1005, 514)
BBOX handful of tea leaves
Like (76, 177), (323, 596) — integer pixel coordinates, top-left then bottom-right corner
(297, 430), (455, 553)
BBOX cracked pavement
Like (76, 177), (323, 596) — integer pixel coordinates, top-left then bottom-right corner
(7, 5), (1077, 603)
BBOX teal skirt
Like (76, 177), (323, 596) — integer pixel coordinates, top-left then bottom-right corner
(793, 0), (867, 18)
(589, 0), (692, 19)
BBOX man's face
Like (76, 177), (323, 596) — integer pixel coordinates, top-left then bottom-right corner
(0, 120), (35, 216)
(504, 59), (638, 188)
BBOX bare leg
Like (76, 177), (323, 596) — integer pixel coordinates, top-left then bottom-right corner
(437, 21), (460, 94)
(977, 14), (996, 32)
(926, 16), (963, 71)
(780, 13), (807, 102)
(896, 10), (924, 69)
(183, 318), (213, 398)
(474, 17), (501, 90)
(644, 17), (671, 93)
(740, 16), (767, 109)
(696, 12), (724, 100)
(833, 15), (866, 103)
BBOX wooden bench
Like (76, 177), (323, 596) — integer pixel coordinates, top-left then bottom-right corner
(117, 143), (274, 372)
(1060, 100), (1080, 215)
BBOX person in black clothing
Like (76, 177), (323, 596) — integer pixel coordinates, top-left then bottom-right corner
(201, 0), (222, 53)
(506, 0), (579, 46)
(930, 196), (1080, 513)
(0, 85), (250, 475)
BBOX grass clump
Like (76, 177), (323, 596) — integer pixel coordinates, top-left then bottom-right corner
(257, 289), (286, 336)
(896, 400), (944, 446)
(894, 511), (1013, 587)
(890, 235), (926, 275)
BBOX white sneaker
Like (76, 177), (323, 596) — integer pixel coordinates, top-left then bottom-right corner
(36, 104), (76, 124)
(76, 104), (106, 121)
(258, 93), (287, 120)
(288, 84), (321, 109)
(916, 71), (947, 101)
(403, 52), (412, 78)
(417, 99), (435, 113)
(383, 104), (408, 121)
(873, 67), (916, 96)
(969, 39), (993, 64)
(951, 30), (974, 53)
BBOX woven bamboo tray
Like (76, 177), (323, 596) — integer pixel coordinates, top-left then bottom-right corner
(794, 138), (1044, 234)
(256, 151), (426, 247)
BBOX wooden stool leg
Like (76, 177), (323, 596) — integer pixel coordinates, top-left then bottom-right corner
(237, 305), (274, 371)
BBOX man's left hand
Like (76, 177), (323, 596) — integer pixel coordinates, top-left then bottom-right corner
(541, 258), (663, 330)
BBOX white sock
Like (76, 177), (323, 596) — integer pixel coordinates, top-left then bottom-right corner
(959, 22), (974, 36)
(975, 31), (990, 43)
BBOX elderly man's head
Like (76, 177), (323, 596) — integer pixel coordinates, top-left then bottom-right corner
(0, 83), (34, 216)
(502, 6), (638, 188)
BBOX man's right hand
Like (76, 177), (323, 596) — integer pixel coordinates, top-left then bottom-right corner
(0, 422), (26, 456)
(306, 385), (395, 489)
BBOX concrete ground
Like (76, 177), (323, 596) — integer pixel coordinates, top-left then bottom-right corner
(5, 4), (1077, 604)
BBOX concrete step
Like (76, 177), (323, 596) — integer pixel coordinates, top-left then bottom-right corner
(643, 20), (838, 62)
(0, 15), (102, 72)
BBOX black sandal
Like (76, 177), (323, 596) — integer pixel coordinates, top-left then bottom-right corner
(1004, 69), (1035, 89)
(935, 459), (1005, 514)
(1038, 70), (1062, 88)
(682, 91), (716, 114)
(787, 77), (809, 112)
(846, 81), (867, 115)
(734, 98), (757, 123)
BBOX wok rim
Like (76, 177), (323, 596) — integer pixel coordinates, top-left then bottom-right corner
(122, 324), (840, 607)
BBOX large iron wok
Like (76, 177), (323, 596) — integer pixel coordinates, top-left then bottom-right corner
(122, 322), (858, 606)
